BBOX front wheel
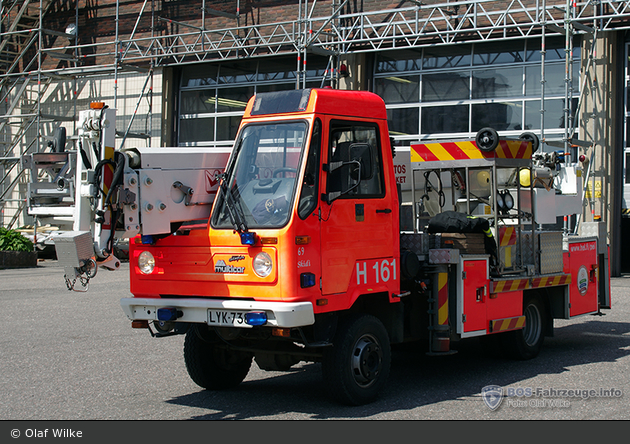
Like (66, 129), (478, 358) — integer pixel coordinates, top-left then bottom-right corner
(183, 327), (252, 390)
(501, 295), (546, 360)
(322, 314), (391, 405)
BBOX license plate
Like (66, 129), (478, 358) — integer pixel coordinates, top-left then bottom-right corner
(207, 309), (250, 327)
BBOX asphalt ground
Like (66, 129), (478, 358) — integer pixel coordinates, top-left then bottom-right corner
(0, 260), (628, 427)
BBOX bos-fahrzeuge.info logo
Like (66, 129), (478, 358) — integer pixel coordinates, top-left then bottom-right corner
(482, 385), (504, 410)
(214, 260), (245, 274)
(481, 385), (622, 410)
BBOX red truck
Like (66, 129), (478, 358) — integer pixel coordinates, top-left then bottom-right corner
(51, 88), (608, 405)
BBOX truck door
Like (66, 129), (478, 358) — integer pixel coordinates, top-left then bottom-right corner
(319, 119), (395, 295)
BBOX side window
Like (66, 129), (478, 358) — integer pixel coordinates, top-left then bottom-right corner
(327, 120), (384, 198)
(298, 118), (321, 219)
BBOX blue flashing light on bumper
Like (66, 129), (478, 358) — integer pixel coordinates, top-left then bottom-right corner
(245, 311), (268, 326)
(157, 307), (181, 321)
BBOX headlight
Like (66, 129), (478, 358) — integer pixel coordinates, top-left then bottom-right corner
(253, 252), (273, 278)
(138, 251), (155, 274)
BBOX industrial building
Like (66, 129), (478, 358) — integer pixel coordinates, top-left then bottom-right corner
(1, 0), (630, 274)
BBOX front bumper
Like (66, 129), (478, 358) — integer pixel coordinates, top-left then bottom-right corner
(120, 297), (315, 328)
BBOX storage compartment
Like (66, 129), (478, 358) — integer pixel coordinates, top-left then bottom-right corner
(520, 231), (563, 274)
(53, 231), (94, 269)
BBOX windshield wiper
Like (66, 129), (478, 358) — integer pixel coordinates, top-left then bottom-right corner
(217, 173), (248, 233)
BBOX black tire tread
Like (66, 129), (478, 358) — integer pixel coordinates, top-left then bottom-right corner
(501, 295), (546, 361)
(183, 328), (252, 390)
(322, 314), (391, 406)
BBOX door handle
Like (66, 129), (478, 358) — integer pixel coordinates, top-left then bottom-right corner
(376, 208), (392, 214)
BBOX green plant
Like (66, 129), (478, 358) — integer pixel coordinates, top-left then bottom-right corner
(0, 227), (34, 252)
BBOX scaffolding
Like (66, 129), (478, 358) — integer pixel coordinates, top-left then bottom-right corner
(1, 0), (630, 229)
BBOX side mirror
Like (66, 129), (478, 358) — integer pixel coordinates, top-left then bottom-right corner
(322, 159), (362, 204)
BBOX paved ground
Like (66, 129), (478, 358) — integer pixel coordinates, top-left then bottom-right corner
(0, 260), (628, 422)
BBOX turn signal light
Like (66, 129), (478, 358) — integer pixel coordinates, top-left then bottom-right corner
(131, 320), (149, 329)
(295, 236), (311, 245)
(272, 328), (291, 338)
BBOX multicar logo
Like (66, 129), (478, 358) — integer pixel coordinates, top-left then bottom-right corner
(214, 260), (245, 274)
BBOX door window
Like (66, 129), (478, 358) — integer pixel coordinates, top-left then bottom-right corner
(327, 121), (385, 198)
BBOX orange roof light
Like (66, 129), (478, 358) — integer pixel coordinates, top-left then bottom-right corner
(90, 101), (106, 109)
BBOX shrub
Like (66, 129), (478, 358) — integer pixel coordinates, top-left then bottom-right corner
(0, 227), (34, 252)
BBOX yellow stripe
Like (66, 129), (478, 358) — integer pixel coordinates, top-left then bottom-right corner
(500, 226), (515, 246)
(509, 279), (523, 291)
(438, 272), (448, 290)
(455, 141), (484, 159)
(438, 303), (448, 326)
(438, 272), (448, 325)
(410, 146), (424, 163)
(515, 317), (526, 329)
(495, 140), (531, 159)
(507, 140), (520, 157)
(426, 143), (455, 161)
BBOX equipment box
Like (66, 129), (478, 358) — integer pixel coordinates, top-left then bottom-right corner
(53, 231), (94, 268)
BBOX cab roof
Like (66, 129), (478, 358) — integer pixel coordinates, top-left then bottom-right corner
(243, 88), (387, 120)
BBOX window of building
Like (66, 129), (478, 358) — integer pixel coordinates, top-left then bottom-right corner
(177, 56), (329, 147)
(374, 37), (580, 142)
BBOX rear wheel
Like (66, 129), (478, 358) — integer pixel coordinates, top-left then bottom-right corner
(502, 295), (546, 360)
(183, 327), (252, 390)
(322, 314), (391, 405)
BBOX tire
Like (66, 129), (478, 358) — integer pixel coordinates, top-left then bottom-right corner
(183, 327), (252, 390)
(502, 295), (546, 360)
(476, 127), (500, 152)
(519, 131), (540, 152)
(322, 314), (391, 405)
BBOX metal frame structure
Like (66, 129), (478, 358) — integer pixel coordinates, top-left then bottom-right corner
(1, 0), (630, 229)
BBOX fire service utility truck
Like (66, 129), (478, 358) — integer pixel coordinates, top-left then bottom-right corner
(45, 89), (610, 405)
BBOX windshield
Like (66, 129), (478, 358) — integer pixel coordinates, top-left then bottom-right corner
(212, 121), (307, 229)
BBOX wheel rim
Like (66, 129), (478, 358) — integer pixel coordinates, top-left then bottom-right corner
(523, 303), (542, 347)
(351, 334), (383, 388)
(479, 131), (496, 148)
